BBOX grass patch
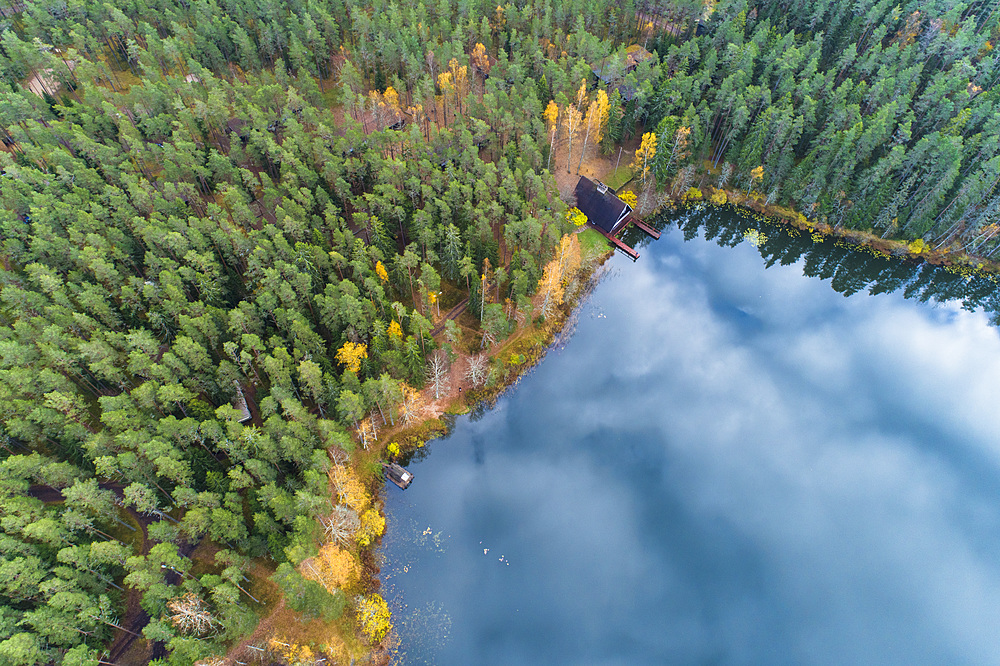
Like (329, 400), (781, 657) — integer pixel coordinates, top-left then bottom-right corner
(578, 227), (610, 257)
(605, 166), (634, 191)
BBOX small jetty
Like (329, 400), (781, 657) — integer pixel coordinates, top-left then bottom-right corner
(629, 215), (660, 239)
(606, 232), (640, 259)
(575, 177), (659, 260)
(384, 462), (414, 489)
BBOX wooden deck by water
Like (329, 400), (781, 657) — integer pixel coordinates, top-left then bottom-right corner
(629, 216), (660, 239)
(591, 215), (661, 261)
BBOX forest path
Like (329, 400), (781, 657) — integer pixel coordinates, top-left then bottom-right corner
(224, 598), (286, 666)
(430, 297), (469, 336)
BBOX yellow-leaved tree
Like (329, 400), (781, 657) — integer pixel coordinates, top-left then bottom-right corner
(471, 42), (491, 81)
(355, 594), (393, 644)
(562, 102), (582, 174)
(383, 86), (400, 113)
(330, 465), (371, 514)
(356, 508), (386, 547)
(537, 233), (583, 319)
(544, 100), (559, 171)
(747, 165), (764, 196)
(576, 89), (610, 174)
(566, 206), (588, 227)
(375, 260), (389, 282)
(268, 639), (316, 666)
(619, 190), (638, 208)
(634, 132), (658, 213)
(449, 58), (468, 114)
(634, 132), (657, 187)
(399, 383), (421, 423)
(437, 71), (454, 120)
(303, 543), (360, 593)
(335, 341), (367, 374)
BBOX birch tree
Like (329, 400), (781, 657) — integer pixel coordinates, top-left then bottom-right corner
(576, 90), (610, 174)
(465, 354), (489, 387)
(425, 350), (451, 399)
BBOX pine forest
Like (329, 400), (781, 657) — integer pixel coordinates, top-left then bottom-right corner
(1, 0), (998, 664)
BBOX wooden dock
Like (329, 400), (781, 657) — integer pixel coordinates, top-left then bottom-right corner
(384, 462), (413, 489)
(607, 233), (640, 260)
(630, 216), (660, 239)
(590, 224), (639, 260)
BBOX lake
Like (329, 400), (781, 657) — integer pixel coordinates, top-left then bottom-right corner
(379, 206), (1000, 665)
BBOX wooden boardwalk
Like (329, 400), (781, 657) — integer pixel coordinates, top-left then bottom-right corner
(430, 297), (469, 336)
(630, 217), (660, 239)
(607, 233), (640, 259)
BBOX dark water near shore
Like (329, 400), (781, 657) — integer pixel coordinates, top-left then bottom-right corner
(379, 207), (1000, 665)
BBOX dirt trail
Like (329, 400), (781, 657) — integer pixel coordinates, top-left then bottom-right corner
(430, 297), (469, 336)
(224, 598), (286, 666)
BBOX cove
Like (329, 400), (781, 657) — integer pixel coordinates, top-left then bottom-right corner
(379, 207), (1000, 665)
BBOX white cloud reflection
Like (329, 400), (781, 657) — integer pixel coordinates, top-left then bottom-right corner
(385, 230), (1000, 665)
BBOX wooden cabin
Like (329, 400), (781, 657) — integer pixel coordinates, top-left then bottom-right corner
(575, 176), (640, 260)
(576, 176), (632, 236)
(624, 45), (654, 72)
(384, 462), (414, 489)
(574, 176), (660, 260)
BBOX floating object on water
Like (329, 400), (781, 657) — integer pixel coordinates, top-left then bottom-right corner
(384, 462), (414, 489)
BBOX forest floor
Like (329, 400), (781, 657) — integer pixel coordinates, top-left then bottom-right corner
(550, 131), (642, 203)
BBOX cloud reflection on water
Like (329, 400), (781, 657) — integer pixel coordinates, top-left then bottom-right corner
(382, 226), (1000, 665)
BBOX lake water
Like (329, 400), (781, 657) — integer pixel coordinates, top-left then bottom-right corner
(379, 207), (1000, 665)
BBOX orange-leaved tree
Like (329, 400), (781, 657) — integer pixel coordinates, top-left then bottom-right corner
(537, 259), (564, 320)
(556, 232), (582, 285)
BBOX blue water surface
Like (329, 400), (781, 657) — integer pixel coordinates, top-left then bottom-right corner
(380, 211), (1000, 665)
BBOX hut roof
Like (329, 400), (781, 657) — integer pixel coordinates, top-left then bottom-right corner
(624, 45), (654, 70)
(575, 176), (631, 235)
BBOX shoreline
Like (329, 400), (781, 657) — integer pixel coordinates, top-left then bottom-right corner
(687, 186), (1000, 278)
(361, 237), (614, 662)
(356, 187), (1000, 663)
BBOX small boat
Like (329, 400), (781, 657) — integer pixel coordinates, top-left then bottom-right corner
(384, 462), (414, 489)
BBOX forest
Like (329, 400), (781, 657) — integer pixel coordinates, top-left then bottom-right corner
(0, 0), (998, 664)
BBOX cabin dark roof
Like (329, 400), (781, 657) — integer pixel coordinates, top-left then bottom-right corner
(575, 176), (632, 235)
